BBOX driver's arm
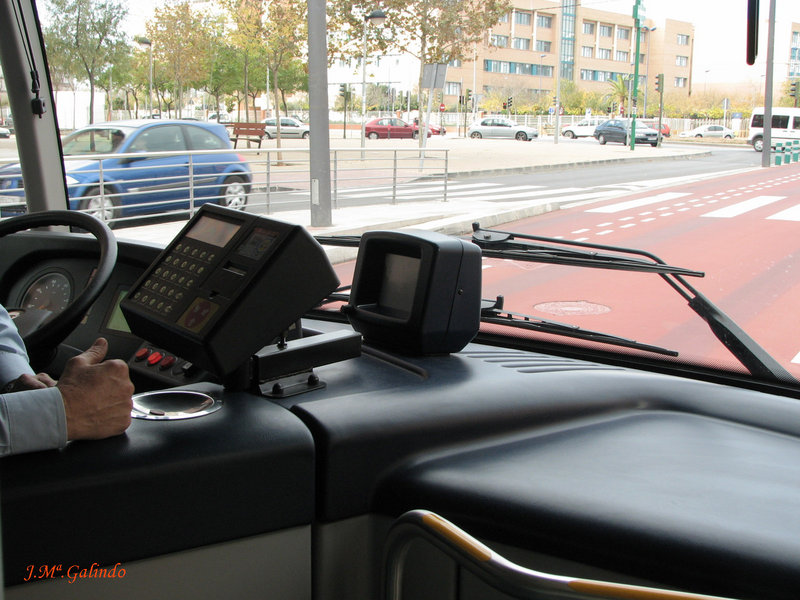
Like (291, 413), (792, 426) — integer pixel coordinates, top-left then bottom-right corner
(0, 305), (133, 456)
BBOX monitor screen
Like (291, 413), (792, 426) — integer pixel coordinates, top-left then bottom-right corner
(185, 215), (240, 247)
(378, 253), (420, 319)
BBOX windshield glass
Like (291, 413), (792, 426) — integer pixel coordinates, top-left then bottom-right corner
(2, 0), (799, 385)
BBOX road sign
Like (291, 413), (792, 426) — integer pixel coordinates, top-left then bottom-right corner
(549, 106), (555, 115)
(439, 103), (445, 112)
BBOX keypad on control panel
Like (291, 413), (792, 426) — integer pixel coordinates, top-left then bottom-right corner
(130, 240), (217, 317)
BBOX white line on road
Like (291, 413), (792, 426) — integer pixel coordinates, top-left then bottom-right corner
(586, 192), (691, 214)
(701, 196), (785, 218)
(767, 203), (800, 221)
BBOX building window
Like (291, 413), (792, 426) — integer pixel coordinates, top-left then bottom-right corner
(514, 11), (531, 26)
(537, 14), (553, 28)
(449, 59), (462, 68)
(498, 12), (508, 23)
(617, 27), (630, 40)
(677, 34), (690, 45)
(513, 37), (531, 50)
(598, 48), (611, 60)
(535, 40), (551, 52)
(583, 21), (595, 35)
(676, 55), (688, 67)
(582, 46), (593, 58)
(674, 77), (688, 87)
(490, 34), (509, 48)
(445, 81), (461, 96)
(599, 24), (612, 37)
(793, 31), (800, 45)
(615, 50), (629, 62)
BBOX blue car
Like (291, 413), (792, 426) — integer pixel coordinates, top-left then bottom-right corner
(0, 120), (251, 226)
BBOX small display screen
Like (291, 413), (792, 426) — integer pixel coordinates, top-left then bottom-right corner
(104, 288), (132, 334)
(237, 227), (279, 260)
(185, 215), (240, 247)
(378, 253), (420, 318)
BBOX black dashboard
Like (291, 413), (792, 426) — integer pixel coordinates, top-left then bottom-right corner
(2, 229), (800, 599)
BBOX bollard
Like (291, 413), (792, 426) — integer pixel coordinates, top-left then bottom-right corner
(785, 142), (792, 165)
(794, 140), (799, 163)
(774, 142), (783, 166)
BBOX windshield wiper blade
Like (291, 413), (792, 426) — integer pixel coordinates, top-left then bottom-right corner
(472, 223), (795, 383)
(481, 296), (678, 357)
(471, 223), (704, 277)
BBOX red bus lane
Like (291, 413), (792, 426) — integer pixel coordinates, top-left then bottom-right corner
(478, 166), (800, 378)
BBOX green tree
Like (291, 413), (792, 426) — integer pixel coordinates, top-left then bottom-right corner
(147, 1), (212, 118)
(43, 0), (127, 123)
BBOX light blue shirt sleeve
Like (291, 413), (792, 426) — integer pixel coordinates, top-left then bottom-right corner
(0, 304), (34, 385)
(0, 387), (67, 456)
(0, 304), (68, 456)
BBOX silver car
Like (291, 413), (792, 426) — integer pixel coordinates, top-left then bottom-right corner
(467, 117), (538, 141)
(263, 116), (310, 139)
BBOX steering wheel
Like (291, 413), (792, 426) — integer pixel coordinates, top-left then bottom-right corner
(0, 210), (117, 359)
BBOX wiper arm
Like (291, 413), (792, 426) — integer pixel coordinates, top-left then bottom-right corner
(472, 224), (795, 383)
(481, 296), (678, 357)
(471, 223), (704, 277)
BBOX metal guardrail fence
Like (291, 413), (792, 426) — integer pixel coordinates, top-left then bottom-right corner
(0, 146), (449, 229)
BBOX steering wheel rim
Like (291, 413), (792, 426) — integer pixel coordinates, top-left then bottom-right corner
(0, 210), (117, 356)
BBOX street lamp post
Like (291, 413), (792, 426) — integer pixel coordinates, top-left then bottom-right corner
(539, 53), (546, 99)
(360, 9), (387, 154)
(641, 26), (655, 118)
(136, 37), (153, 117)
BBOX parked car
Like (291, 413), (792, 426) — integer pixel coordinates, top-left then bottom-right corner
(467, 117), (538, 141)
(679, 124), (735, 139)
(0, 125), (9, 138)
(364, 118), (430, 139)
(0, 120), (251, 226)
(207, 111), (230, 123)
(561, 116), (606, 138)
(2, 116), (13, 133)
(263, 116), (310, 139)
(642, 119), (671, 137)
(593, 119), (659, 146)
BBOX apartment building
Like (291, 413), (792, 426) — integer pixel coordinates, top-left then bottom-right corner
(444, 0), (694, 110)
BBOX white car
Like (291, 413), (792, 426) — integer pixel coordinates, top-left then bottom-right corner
(263, 116), (310, 139)
(467, 117), (538, 141)
(561, 116), (606, 139)
(0, 125), (10, 138)
(679, 124), (736, 139)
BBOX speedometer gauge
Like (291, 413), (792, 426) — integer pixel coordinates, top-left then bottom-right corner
(20, 272), (72, 315)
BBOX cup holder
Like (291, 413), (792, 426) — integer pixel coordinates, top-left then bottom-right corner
(132, 390), (222, 420)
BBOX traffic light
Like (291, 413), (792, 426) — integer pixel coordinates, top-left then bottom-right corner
(507, 96), (513, 109)
(339, 83), (347, 97)
(552, 96), (557, 104)
(466, 89), (472, 104)
(790, 81), (798, 97)
(655, 73), (664, 93)
(503, 102), (507, 110)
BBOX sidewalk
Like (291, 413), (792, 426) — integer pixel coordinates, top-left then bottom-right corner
(116, 136), (712, 261)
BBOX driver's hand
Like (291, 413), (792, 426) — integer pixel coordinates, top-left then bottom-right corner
(3, 372), (57, 392)
(57, 337), (133, 441)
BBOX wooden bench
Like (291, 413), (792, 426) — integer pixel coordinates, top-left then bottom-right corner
(230, 122), (267, 148)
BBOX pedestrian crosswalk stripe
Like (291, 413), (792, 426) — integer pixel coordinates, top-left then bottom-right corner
(701, 196), (784, 218)
(585, 192), (691, 213)
(766, 203), (800, 221)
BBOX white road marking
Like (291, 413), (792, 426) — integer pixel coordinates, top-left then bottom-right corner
(701, 196), (785, 218)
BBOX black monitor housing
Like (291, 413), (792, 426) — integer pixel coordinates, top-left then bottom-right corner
(343, 230), (481, 355)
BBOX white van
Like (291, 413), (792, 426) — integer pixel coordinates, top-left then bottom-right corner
(561, 116), (607, 138)
(748, 107), (800, 152)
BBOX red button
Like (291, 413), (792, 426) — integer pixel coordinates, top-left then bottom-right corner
(147, 351), (164, 366)
(159, 355), (176, 370)
(135, 347), (151, 361)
